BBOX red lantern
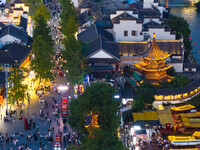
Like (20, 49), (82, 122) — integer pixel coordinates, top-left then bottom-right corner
(0, 96), (3, 105)
(190, 37), (192, 40)
(199, 50), (200, 53)
(193, 43), (196, 45)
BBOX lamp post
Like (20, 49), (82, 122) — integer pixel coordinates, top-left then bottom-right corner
(1, 64), (12, 116)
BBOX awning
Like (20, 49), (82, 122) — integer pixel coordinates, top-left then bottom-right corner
(172, 140), (200, 146)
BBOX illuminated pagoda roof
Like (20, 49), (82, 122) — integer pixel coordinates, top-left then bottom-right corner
(134, 33), (173, 85)
(144, 34), (170, 61)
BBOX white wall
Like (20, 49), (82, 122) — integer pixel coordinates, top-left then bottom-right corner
(111, 11), (124, 19)
(113, 20), (143, 41)
(0, 35), (20, 45)
(143, 0), (154, 9)
(80, 8), (89, 14)
(90, 49), (113, 58)
(143, 28), (175, 40)
(0, 0), (6, 5)
(168, 62), (183, 73)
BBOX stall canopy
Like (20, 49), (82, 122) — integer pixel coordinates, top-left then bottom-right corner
(157, 109), (175, 125)
(168, 136), (200, 146)
(133, 111), (159, 121)
(171, 105), (195, 112)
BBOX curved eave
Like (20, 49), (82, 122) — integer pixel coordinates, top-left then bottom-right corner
(144, 54), (171, 61)
(143, 65), (173, 72)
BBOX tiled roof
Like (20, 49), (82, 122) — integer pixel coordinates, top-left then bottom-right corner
(112, 12), (141, 24)
(77, 24), (113, 42)
(78, 11), (88, 26)
(138, 8), (161, 19)
(19, 15), (27, 31)
(0, 24), (28, 45)
(0, 22), (5, 28)
(154, 79), (200, 95)
(0, 51), (17, 65)
(77, 25), (98, 43)
(183, 63), (198, 69)
(144, 39), (170, 60)
(156, 40), (183, 55)
(0, 43), (31, 65)
(143, 20), (161, 29)
(109, 41), (148, 56)
(86, 35), (120, 59)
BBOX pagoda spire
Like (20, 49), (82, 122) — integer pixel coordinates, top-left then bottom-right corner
(145, 33), (170, 60)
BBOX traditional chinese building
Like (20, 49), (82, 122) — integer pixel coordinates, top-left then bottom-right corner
(135, 33), (173, 85)
(85, 112), (100, 136)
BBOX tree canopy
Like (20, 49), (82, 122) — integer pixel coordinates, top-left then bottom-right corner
(69, 82), (125, 149)
(25, 0), (42, 16)
(133, 81), (155, 112)
(8, 67), (28, 105)
(33, 3), (51, 22)
(69, 82), (119, 133)
(31, 15), (54, 85)
(162, 14), (192, 55)
(62, 36), (88, 85)
(159, 75), (191, 89)
(59, 0), (77, 35)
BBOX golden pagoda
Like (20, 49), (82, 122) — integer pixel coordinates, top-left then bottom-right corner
(85, 112), (100, 137)
(135, 33), (173, 85)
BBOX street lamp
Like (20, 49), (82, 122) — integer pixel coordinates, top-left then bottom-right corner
(1, 64), (12, 116)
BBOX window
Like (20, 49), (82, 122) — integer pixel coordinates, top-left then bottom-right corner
(132, 30), (136, 36)
(124, 31), (128, 36)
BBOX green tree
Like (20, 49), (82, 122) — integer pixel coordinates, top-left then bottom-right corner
(167, 67), (176, 76)
(62, 36), (88, 85)
(62, 15), (78, 37)
(162, 14), (192, 55)
(170, 75), (191, 88)
(33, 3), (51, 22)
(31, 15), (54, 85)
(8, 67), (28, 105)
(69, 82), (119, 133)
(69, 82), (125, 149)
(159, 80), (172, 89)
(132, 98), (144, 112)
(80, 130), (127, 150)
(59, 0), (77, 35)
(135, 87), (155, 104)
(25, 0), (42, 16)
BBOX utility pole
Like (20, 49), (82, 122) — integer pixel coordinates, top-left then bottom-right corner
(1, 64), (12, 116)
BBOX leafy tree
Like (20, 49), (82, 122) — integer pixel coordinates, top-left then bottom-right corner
(8, 67), (28, 105)
(132, 98), (144, 112)
(141, 81), (153, 88)
(162, 14), (192, 55)
(80, 130), (127, 150)
(69, 82), (125, 149)
(135, 87), (155, 104)
(33, 3), (51, 22)
(69, 82), (119, 133)
(62, 15), (78, 37)
(62, 36), (88, 85)
(59, 0), (77, 35)
(159, 80), (172, 89)
(170, 75), (191, 88)
(31, 15), (54, 85)
(25, 0), (42, 16)
(167, 67), (176, 76)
